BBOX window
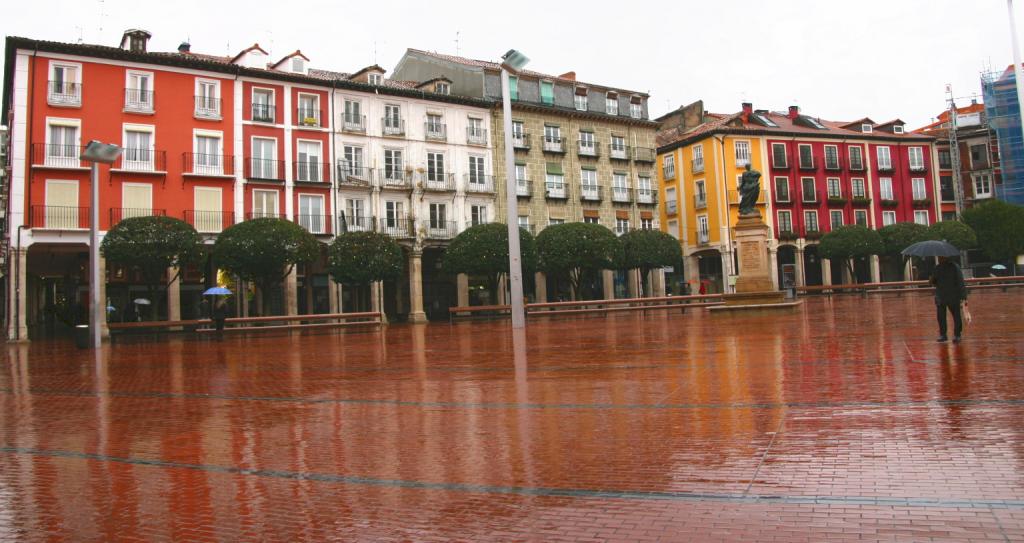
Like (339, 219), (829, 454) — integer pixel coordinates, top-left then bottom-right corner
(342, 145), (364, 177)
(734, 140), (751, 166)
(44, 180), (80, 228)
(298, 194), (325, 233)
(667, 219), (679, 239)
(830, 210), (843, 229)
(848, 146), (864, 170)
(123, 126), (154, 170)
(121, 183), (152, 219)
(250, 137), (277, 179)
(252, 190), (278, 218)
(471, 205), (488, 226)
(774, 177), (790, 202)
(193, 187), (223, 233)
(46, 121), (80, 167)
(804, 211), (819, 232)
(882, 211), (897, 226)
(771, 143), (787, 168)
(852, 178), (866, 198)
(940, 175), (955, 201)
(296, 141), (322, 182)
(695, 180), (707, 207)
(640, 217), (654, 230)
(663, 154), (675, 179)
(384, 149), (404, 180)
(827, 178), (842, 198)
(778, 211), (792, 233)
(508, 76), (518, 101)
(893, 125), (905, 134)
(909, 147), (925, 170)
(343, 99), (362, 129)
(429, 203), (447, 229)
(876, 146), (892, 169)
(518, 215), (530, 229)
(346, 199), (365, 229)
(665, 186), (677, 215)
(824, 145), (839, 169)
(697, 215), (710, 242)
(540, 81), (554, 105)
(798, 144), (814, 169)
(49, 62), (81, 105)
(861, 123), (873, 133)
(801, 177), (817, 202)
(125, 70), (153, 111)
(580, 169), (598, 200)
(574, 93), (587, 111)
(579, 131), (596, 155)
(384, 201), (405, 226)
(638, 176), (654, 203)
(606, 94), (618, 115)
(195, 79), (220, 118)
(292, 57), (306, 73)
(435, 82), (450, 95)
(942, 211), (958, 221)
(914, 210), (929, 225)
(297, 94), (319, 126)
(468, 117), (486, 142)
(512, 121), (525, 142)
(630, 101), (642, 119)
(548, 218), (565, 226)
(426, 152), (446, 183)
(253, 88), (274, 122)
(544, 125), (562, 149)
(693, 144), (704, 171)
(383, 104), (403, 133)
(426, 113), (445, 139)
(611, 135), (627, 158)
(468, 155), (486, 186)
(615, 218), (630, 235)
(938, 150), (952, 169)
(880, 178), (894, 200)
(970, 144), (989, 168)
(854, 210), (868, 226)
(912, 178), (927, 200)
(973, 173), (992, 198)
(194, 133), (222, 174)
(368, 73), (383, 85)
(515, 163), (528, 185)
(546, 165), (565, 198)
(613, 172), (629, 201)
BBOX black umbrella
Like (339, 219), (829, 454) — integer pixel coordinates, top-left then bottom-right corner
(901, 240), (960, 258)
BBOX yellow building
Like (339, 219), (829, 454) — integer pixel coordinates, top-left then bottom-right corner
(656, 101), (770, 294)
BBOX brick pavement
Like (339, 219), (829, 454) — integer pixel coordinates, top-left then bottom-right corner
(0, 290), (1022, 541)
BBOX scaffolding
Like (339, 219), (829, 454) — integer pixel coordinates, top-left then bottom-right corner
(981, 67), (1024, 204)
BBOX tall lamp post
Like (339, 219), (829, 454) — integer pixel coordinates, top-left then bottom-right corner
(80, 140), (122, 348)
(500, 49), (529, 329)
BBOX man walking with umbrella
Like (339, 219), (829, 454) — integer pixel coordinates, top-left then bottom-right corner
(930, 256), (967, 343)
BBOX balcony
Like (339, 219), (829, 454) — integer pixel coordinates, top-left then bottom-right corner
(542, 136), (565, 154)
(802, 188), (820, 203)
(338, 215), (374, 233)
(422, 173), (456, 192)
(663, 166), (676, 180)
(245, 212), (282, 220)
(124, 88), (154, 113)
(184, 210), (233, 234)
(909, 162), (927, 173)
(636, 188), (657, 205)
(912, 198), (932, 208)
(245, 158), (285, 181)
(294, 214), (332, 235)
(425, 122), (447, 142)
(31, 143), (85, 169)
(382, 117), (406, 137)
(294, 161), (330, 183)
(824, 157), (841, 171)
(342, 113), (366, 133)
(697, 230), (710, 246)
(110, 207), (166, 226)
(580, 185), (602, 202)
(512, 133), (530, 150)
(609, 144), (630, 161)
(518, 223), (536, 235)
(666, 200), (678, 215)
(378, 218), (414, 238)
(633, 147), (656, 163)
(465, 174), (495, 193)
(611, 185), (632, 203)
(425, 220), (458, 240)
(798, 157), (816, 171)
(378, 169), (411, 189)
(30, 205), (88, 229)
(778, 229), (799, 242)
(880, 198), (899, 208)
(296, 108), (323, 128)
(851, 196), (872, 206)
(877, 162), (894, 173)
(577, 140), (600, 158)
(467, 127), (488, 146)
(694, 194), (707, 209)
(183, 152), (234, 176)
(516, 179), (532, 198)
(545, 182), (567, 199)
(849, 158), (865, 171)
(48, 81), (81, 106)
(337, 165), (374, 187)
(114, 149), (167, 173)
(252, 103), (276, 123)
(804, 228), (822, 240)
(691, 158), (705, 174)
(194, 96), (221, 119)
(735, 157), (750, 168)
(826, 193), (848, 206)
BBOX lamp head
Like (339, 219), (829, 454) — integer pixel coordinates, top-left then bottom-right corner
(500, 49), (529, 74)
(81, 140), (123, 164)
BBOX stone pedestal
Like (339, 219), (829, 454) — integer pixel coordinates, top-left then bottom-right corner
(715, 214), (791, 310)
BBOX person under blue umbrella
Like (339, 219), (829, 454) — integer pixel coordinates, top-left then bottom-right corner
(202, 287), (232, 336)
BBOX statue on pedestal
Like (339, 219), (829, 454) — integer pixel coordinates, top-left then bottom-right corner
(738, 164), (762, 217)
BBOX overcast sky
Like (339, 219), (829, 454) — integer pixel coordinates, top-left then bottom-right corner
(1, 0), (1017, 128)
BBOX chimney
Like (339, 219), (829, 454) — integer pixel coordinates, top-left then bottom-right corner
(559, 71), (576, 81)
(742, 102), (753, 114)
(178, 41), (191, 54)
(788, 105), (800, 119)
(120, 29), (152, 53)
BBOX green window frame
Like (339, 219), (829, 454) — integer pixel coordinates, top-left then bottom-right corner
(540, 81), (554, 105)
(509, 76), (518, 101)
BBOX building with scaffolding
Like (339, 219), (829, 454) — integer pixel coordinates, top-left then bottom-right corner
(981, 65), (1024, 205)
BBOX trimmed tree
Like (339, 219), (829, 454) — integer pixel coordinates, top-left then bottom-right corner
(327, 230), (404, 285)
(962, 200), (1024, 265)
(618, 229), (682, 296)
(927, 220), (977, 250)
(818, 225), (883, 284)
(100, 216), (202, 318)
(214, 218), (320, 314)
(536, 222), (620, 300)
(877, 222), (930, 256)
(443, 223), (538, 302)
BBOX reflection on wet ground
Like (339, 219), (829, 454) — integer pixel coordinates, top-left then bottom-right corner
(1, 291), (1022, 541)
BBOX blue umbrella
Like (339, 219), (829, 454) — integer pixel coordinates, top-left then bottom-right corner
(203, 286), (232, 296)
(992, 264), (1007, 270)
(901, 240), (960, 258)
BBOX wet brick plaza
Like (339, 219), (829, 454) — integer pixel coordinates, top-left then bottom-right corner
(1, 291), (1023, 542)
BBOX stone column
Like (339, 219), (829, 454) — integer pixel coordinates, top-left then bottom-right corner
(408, 249), (427, 323)
(167, 267), (181, 322)
(497, 276), (508, 305)
(328, 280), (339, 313)
(870, 255), (881, 284)
(794, 248), (806, 287)
(304, 274), (315, 314)
(685, 254), (700, 294)
(721, 251), (734, 293)
(456, 274), (469, 307)
(7, 248), (28, 341)
(602, 269), (615, 300)
(769, 247), (779, 290)
(98, 256), (109, 338)
(652, 269), (666, 297)
(904, 258), (914, 281)
(627, 269), (640, 298)
(822, 259), (833, 286)
(284, 267), (298, 316)
(534, 272), (547, 303)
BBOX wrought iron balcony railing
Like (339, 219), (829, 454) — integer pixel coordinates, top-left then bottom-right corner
(30, 205), (89, 229)
(124, 88), (154, 112)
(184, 210), (233, 233)
(48, 81), (81, 106)
(183, 152), (234, 176)
(252, 103), (275, 123)
(245, 158), (285, 181)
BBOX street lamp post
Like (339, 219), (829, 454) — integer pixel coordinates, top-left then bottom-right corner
(500, 50), (529, 329)
(80, 141), (123, 348)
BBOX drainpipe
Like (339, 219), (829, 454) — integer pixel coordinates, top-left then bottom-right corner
(713, 134), (733, 291)
(13, 225), (24, 341)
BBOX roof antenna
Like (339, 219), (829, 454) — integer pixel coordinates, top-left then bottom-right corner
(455, 31), (460, 56)
(97, 0), (105, 40)
(75, 26), (84, 44)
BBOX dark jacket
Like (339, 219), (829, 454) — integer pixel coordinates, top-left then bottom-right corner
(930, 261), (967, 305)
